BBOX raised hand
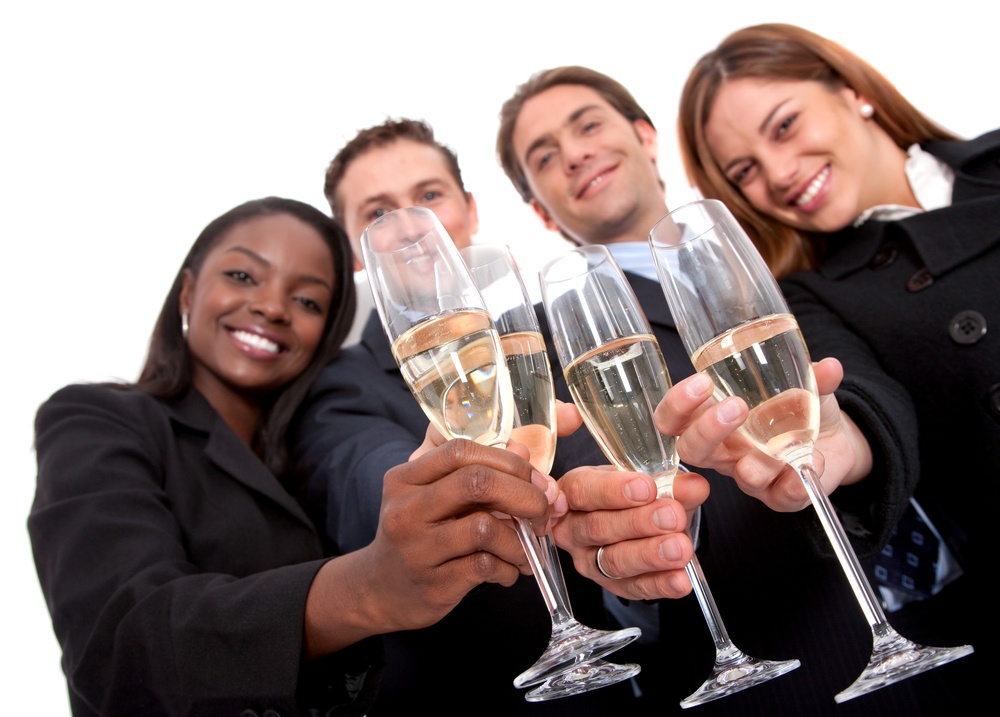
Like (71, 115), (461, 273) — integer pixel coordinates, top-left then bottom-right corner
(654, 357), (873, 512)
(305, 438), (553, 657)
(550, 466), (707, 601)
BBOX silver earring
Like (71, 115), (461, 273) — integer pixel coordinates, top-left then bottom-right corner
(860, 103), (875, 119)
(181, 312), (189, 340)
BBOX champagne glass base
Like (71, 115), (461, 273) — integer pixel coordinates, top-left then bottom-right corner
(834, 631), (973, 703)
(679, 654), (801, 709)
(513, 623), (641, 689)
(524, 659), (641, 702)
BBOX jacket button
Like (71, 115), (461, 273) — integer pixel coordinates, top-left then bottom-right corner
(869, 247), (898, 270)
(949, 310), (987, 345)
(988, 384), (1000, 418)
(906, 268), (934, 292)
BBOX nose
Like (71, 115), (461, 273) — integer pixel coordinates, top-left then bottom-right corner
(249, 286), (291, 324)
(563, 137), (593, 172)
(762, 149), (798, 191)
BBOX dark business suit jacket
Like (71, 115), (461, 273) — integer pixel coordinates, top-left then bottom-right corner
(295, 313), (639, 715)
(776, 128), (1000, 709)
(29, 384), (379, 717)
(541, 269), (982, 715)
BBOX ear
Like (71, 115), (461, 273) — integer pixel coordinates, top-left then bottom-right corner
(351, 251), (365, 273)
(465, 191), (480, 237)
(838, 85), (869, 114)
(633, 119), (659, 162)
(179, 268), (194, 318)
(529, 199), (560, 233)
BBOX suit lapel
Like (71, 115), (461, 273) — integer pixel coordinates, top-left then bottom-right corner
(169, 390), (315, 530)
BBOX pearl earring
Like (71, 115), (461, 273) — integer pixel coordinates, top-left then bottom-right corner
(860, 103), (875, 119)
(181, 312), (189, 340)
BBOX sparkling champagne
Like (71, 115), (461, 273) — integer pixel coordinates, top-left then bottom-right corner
(564, 334), (678, 488)
(692, 313), (818, 461)
(393, 308), (512, 445)
(501, 330), (557, 473)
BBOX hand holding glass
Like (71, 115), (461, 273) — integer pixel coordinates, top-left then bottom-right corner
(649, 198), (973, 703)
(362, 208), (639, 696)
(462, 243), (641, 701)
(539, 245), (799, 708)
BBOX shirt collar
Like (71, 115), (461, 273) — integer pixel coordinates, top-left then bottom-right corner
(605, 242), (659, 282)
(853, 143), (955, 226)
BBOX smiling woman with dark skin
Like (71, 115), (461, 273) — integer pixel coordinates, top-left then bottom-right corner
(28, 197), (559, 717)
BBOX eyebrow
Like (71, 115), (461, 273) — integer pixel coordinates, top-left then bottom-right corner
(522, 103), (601, 166)
(224, 246), (333, 291)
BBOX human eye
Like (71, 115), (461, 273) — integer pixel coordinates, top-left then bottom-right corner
(581, 120), (600, 134)
(367, 206), (387, 222)
(774, 113), (797, 139)
(295, 295), (325, 314)
(728, 161), (757, 187)
(224, 269), (255, 284)
(420, 190), (441, 203)
(536, 151), (553, 171)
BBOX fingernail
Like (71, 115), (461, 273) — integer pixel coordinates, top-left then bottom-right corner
(717, 397), (744, 424)
(652, 506), (678, 531)
(688, 373), (712, 397)
(553, 493), (568, 517)
(659, 537), (682, 562)
(624, 477), (651, 502)
(532, 470), (559, 504)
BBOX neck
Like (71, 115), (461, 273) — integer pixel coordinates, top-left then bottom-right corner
(575, 199), (669, 247)
(195, 383), (264, 446)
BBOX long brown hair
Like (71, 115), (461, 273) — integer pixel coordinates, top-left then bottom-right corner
(678, 23), (957, 277)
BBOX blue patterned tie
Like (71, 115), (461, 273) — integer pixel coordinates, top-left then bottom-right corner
(871, 498), (939, 600)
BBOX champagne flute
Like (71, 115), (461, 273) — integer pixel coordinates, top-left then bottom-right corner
(649, 198), (974, 703)
(361, 207), (640, 692)
(462, 243), (640, 701)
(539, 244), (800, 709)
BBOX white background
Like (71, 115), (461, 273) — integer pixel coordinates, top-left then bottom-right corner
(2, 1), (993, 711)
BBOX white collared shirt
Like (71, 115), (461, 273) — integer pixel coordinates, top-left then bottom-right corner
(853, 143), (955, 227)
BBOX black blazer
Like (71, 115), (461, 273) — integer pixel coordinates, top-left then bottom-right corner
(29, 384), (379, 717)
(775, 128), (1000, 708)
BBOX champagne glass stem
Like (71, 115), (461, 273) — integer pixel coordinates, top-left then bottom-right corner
(514, 517), (571, 621)
(657, 476), (800, 709)
(685, 556), (740, 656)
(793, 457), (973, 703)
(793, 458), (886, 629)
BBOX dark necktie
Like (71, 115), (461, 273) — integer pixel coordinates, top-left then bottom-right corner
(871, 498), (940, 600)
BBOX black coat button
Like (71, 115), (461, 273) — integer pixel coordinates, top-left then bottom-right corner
(949, 310), (987, 345)
(906, 268), (934, 292)
(988, 383), (1000, 418)
(869, 247), (898, 270)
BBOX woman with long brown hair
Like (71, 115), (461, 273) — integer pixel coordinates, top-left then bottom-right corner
(658, 23), (996, 709)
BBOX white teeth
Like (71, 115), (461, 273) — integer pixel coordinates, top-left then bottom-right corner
(232, 330), (280, 353)
(796, 166), (830, 206)
(589, 174), (604, 188)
